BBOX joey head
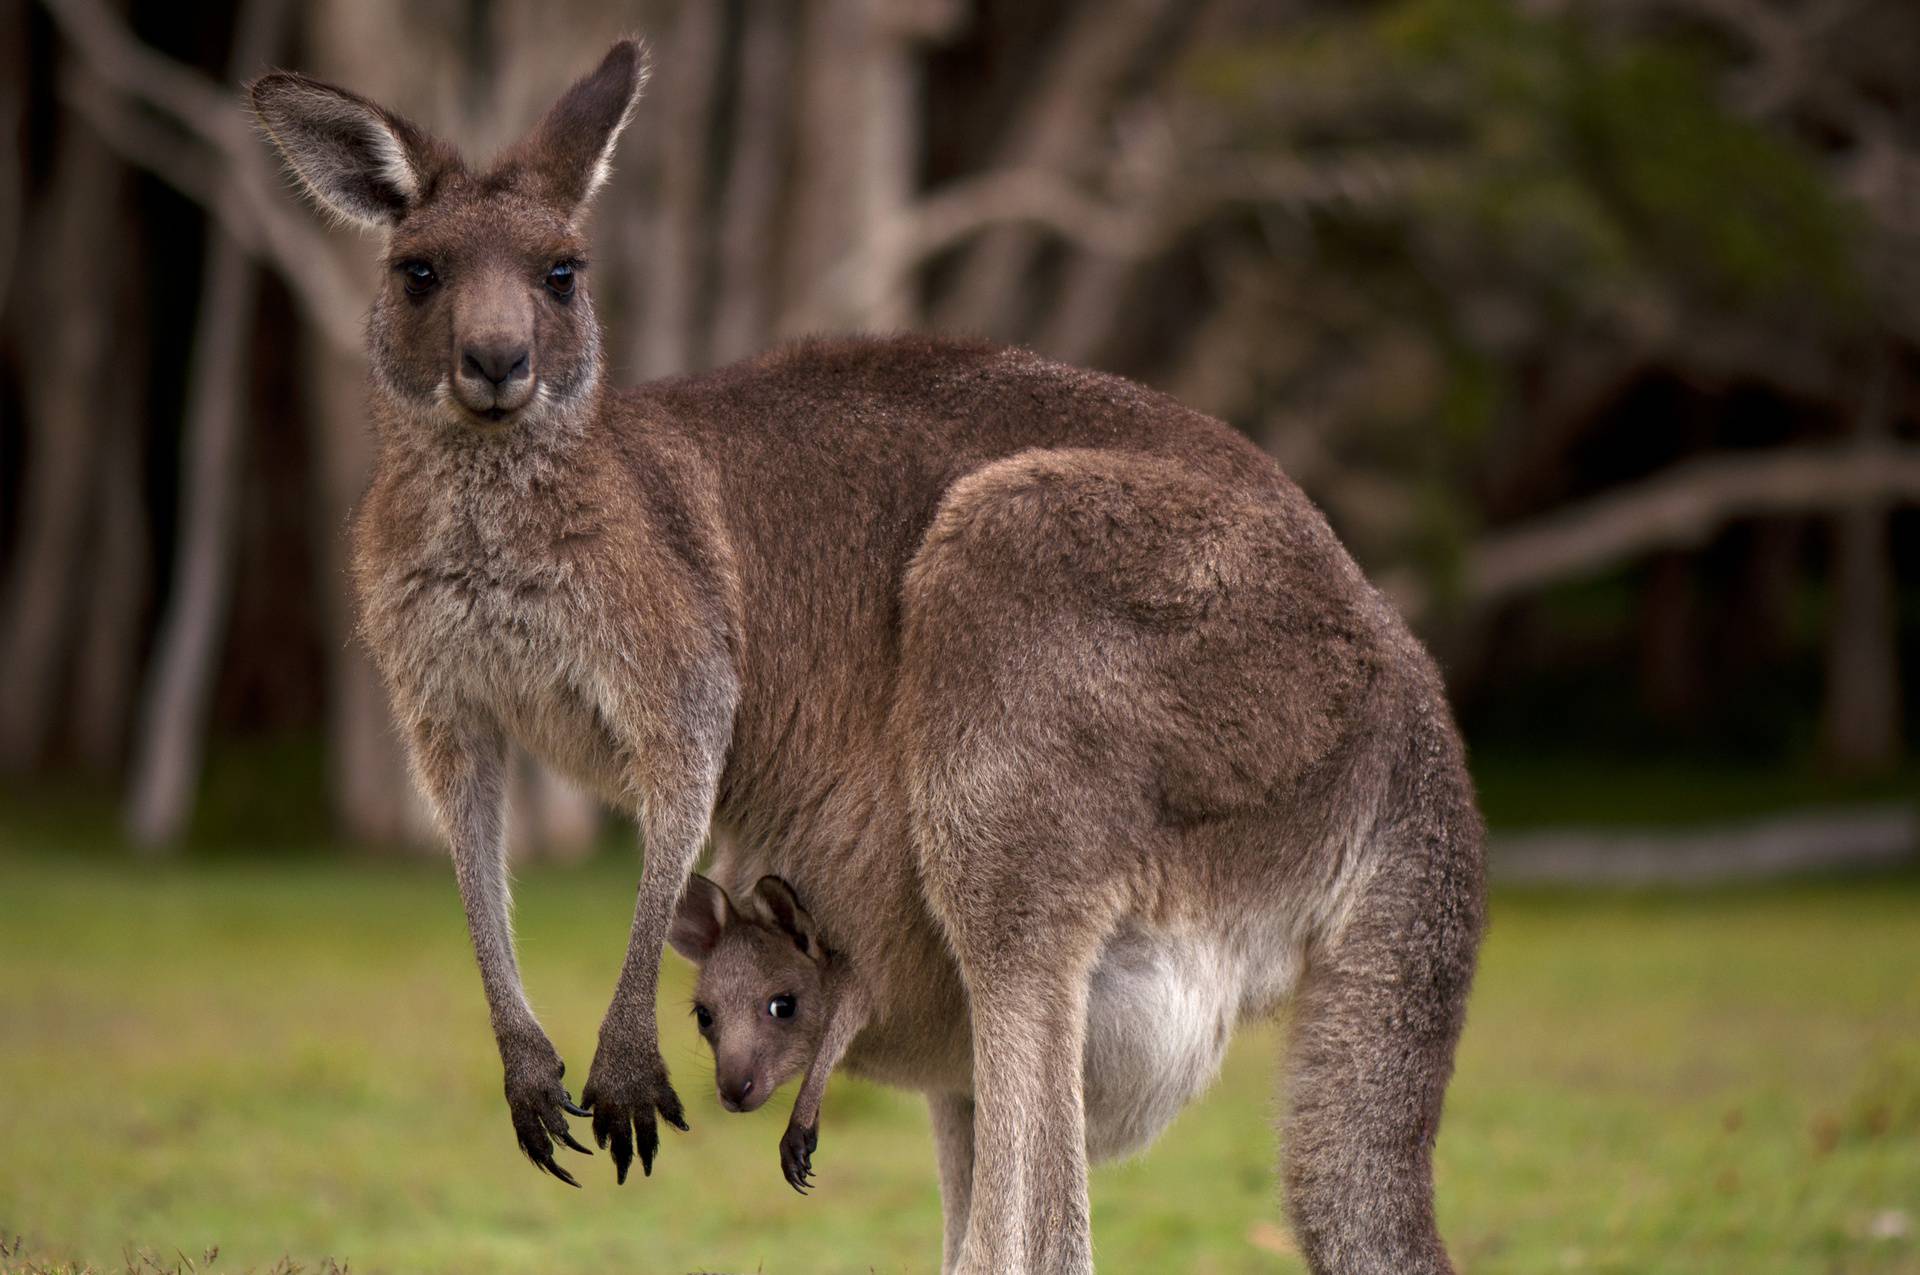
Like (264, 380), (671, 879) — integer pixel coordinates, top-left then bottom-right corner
(670, 874), (869, 1193)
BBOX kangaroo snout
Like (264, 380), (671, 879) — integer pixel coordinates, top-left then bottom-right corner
(463, 342), (529, 387)
(453, 337), (535, 418)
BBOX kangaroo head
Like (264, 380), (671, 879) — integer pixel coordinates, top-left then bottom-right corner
(669, 874), (828, 1114)
(250, 41), (646, 431)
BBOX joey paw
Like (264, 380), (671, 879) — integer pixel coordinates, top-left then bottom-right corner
(780, 1120), (819, 1194)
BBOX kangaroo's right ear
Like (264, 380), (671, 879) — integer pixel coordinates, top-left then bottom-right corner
(668, 874), (734, 964)
(249, 72), (452, 228)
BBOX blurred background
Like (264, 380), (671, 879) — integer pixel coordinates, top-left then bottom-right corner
(1, 1), (1916, 1273)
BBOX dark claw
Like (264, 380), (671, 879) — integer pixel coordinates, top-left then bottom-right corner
(609, 1120), (634, 1185)
(562, 1095), (590, 1119)
(520, 1130), (582, 1188)
(555, 1126), (593, 1156)
(658, 1085), (689, 1133)
(636, 1116), (659, 1178)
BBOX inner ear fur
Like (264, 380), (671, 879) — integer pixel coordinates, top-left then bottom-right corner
(749, 876), (821, 961)
(668, 873), (734, 964)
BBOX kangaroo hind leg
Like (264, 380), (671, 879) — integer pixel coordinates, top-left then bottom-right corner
(1282, 772), (1484, 1275)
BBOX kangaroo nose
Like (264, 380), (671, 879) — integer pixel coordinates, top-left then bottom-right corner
(462, 343), (529, 386)
(721, 1076), (754, 1109)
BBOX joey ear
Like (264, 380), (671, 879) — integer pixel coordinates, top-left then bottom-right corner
(749, 876), (821, 961)
(668, 874), (734, 964)
(511, 38), (649, 213)
(250, 72), (454, 228)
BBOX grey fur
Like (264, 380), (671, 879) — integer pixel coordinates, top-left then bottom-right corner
(251, 38), (1485, 1274)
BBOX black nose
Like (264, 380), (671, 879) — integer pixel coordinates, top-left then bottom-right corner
(721, 1076), (754, 1107)
(462, 343), (530, 386)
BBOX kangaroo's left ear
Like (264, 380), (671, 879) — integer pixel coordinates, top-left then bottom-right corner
(511, 38), (649, 215)
(749, 876), (821, 962)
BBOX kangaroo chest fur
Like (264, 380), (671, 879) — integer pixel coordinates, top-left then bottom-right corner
(357, 441), (651, 805)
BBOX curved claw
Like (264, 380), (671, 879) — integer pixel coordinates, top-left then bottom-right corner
(519, 1130), (582, 1188)
(780, 1121), (819, 1194)
(608, 1118), (634, 1185)
(562, 1095), (591, 1119)
(658, 1086), (690, 1133)
(636, 1115), (660, 1178)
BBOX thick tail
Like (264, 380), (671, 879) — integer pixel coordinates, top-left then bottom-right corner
(1281, 713), (1486, 1275)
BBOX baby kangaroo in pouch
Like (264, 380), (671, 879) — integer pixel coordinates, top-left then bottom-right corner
(670, 874), (870, 1193)
(254, 32), (1485, 1275)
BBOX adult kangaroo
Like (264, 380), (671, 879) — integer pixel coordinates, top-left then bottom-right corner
(252, 38), (1485, 1275)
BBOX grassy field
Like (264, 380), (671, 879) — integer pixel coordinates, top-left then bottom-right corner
(1, 837), (1916, 1274)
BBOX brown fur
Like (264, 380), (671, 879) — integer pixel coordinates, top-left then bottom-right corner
(252, 39), (1485, 1275)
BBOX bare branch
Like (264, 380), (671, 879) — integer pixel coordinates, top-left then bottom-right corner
(38, 0), (250, 150)
(41, 0), (367, 351)
(1387, 444), (1920, 620)
(797, 152), (1429, 333)
(933, 0), (1185, 333)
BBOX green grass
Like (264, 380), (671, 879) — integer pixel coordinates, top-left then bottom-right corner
(1, 842), (1916, 1274)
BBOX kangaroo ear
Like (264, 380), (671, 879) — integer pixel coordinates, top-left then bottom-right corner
(749, 876), (821, 961)
(250, 72), (453, 228)
(668, 874), (734, 964)
(512, 38), (649, 214)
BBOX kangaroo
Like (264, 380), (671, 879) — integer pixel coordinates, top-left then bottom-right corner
(251, 38), (1485, 1275)
(667, 874), (869, 1193)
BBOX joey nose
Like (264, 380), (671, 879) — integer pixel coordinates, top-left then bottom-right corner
(463, 343), (530, 386)
(720, 1076), (754, 1110)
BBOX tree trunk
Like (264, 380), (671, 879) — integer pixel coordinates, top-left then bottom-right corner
(124, 0), (291, 849)
(1637, 551), (1700, 725)
(783, 0), (928, 334)
(635, 0), (723, 377)
(0, 111), (123, 771)
(1820, 355), (1902, 773)
(710, 0), (795, 365)
(71, 292), (150, 773)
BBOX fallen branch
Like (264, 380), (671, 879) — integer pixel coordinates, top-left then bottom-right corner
(1492, 804), (1916, 886)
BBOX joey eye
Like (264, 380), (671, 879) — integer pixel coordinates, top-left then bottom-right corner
(546, 261), (576, 298)
(398, 259), (436, 296)
(693, 1005), (713, 1031)
(768, 994), (796, 1020)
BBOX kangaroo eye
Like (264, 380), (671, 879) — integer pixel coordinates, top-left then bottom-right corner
(693, 1005), (713, 1031)
(546, 261), (576, 298)
(768, 995), (796, 1020)
(398, 259), (436, 295)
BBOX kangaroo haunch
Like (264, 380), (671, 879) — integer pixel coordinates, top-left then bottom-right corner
(251, 38), (1486, 1275)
